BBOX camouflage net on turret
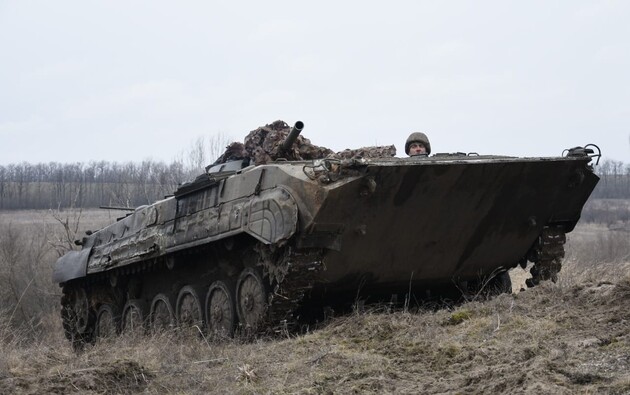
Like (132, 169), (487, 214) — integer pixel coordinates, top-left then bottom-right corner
(213, 120), (396, 165)
(329, 146), (397, 159)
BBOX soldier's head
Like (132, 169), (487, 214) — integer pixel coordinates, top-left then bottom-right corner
(405, 132), (431, 156)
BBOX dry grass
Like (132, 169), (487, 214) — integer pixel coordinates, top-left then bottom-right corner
(2, 278), (629, 394)
(0, 209), (114, 330)
(1, 206), (630, 394)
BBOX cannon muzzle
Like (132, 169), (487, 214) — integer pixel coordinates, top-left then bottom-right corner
(280, 121), (304, 153)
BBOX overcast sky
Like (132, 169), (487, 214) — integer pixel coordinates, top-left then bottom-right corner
(1, 1), (629, 165)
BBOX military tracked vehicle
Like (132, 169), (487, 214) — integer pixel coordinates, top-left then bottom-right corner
(53, 121), (600, 345)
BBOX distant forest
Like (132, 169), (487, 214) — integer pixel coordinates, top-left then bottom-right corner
(0, 160), (192, 210)
(0, 158), (627, 211)
(0, 135), (228, 210)
(590, 159), (630, 198)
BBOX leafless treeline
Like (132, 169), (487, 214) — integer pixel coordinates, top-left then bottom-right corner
(0, 134), (231, 210)
(0, 160), (189, 209)
(0, 157), (627, 210)
(591, 159), (630, 199)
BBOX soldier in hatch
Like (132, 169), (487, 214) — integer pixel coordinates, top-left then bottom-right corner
(405, 132), (431, 157)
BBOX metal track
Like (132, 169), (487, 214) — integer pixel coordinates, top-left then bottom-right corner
(257, 245), (325, 333)
(526, 226), (567, 287)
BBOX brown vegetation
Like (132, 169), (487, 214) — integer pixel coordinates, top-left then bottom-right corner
(1, 205), (630, 394)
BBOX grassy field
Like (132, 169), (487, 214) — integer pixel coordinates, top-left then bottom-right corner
(1, 208), (629, 394)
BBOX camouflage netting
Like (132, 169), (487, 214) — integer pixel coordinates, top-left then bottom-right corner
(213, 120), (396, 165)
(330, 146), (397, 159)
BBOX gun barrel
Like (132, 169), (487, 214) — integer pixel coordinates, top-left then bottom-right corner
(281, 121), (304, 152)
(99, 206), (135, 211)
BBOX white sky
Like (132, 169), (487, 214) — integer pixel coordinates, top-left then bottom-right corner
(1, 1), (629, 165)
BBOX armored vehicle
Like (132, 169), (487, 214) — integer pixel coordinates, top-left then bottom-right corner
(53, 121), (600, 345)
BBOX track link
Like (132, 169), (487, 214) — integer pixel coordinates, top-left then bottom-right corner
(526, 226), (567, 287)
(256, 245), (324, 333)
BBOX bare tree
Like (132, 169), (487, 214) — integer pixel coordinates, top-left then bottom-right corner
(186, 136), (207, 175)
(207, 131), (231, 164)
(182, 132), (233, 177)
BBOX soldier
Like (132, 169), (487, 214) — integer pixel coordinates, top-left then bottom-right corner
(405, 132), (431, 156)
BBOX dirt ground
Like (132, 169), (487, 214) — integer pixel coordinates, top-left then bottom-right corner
(2, 271), (629, 394)
(1, 210), (629, 394)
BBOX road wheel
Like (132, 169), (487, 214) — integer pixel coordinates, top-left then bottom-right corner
(176, 285), (205, 334)
(149, 293), (175, 333)
(462, 271), (513, 300)
(206, 280), (237, 337)
(121, 299), (147, 335)
(486, 271), (513, 295)
(236, 268), (269, 330)
(95, 304), (121, 338)
(61, 285), (95, 347)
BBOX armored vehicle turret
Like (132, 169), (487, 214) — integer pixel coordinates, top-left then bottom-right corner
(53, 121), (600, 345)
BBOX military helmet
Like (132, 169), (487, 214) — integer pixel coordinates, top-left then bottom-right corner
(405, 132), (431, 155)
